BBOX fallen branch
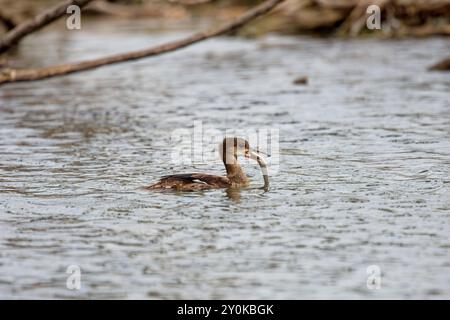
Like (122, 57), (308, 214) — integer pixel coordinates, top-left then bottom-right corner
(0, 0), (94, 54)
(0, 0), (284, 85)
(429, 56), (450, 71)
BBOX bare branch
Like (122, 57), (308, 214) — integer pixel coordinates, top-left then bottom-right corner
(0, 0), (285, 86)
(0, 0), (94, 54)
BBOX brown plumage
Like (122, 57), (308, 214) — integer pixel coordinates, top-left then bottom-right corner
(144, 137), (269, 191)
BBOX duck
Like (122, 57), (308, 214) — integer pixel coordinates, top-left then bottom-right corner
(145, 137), (269, 191)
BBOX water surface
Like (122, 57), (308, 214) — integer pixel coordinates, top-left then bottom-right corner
(0, 19), (449, 299)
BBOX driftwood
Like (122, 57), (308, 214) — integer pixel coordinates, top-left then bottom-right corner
(85, 0), (187, 18)
(0, 0), (284, 86)
(0, 0), (94, 54)
(83, 0), (215, 19)
(276, 0), (450, 36)
(429, 56), (450, 71)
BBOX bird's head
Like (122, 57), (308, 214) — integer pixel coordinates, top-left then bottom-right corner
(219, 137), (269, 190)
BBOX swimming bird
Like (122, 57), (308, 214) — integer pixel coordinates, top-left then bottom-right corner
(145, 137), (269, 191)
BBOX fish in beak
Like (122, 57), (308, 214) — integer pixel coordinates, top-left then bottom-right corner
(246, 149), (269, 190)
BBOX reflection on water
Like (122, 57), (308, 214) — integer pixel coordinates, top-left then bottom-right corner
(0, 20), (449, 299)
(225, 188), (242, 202)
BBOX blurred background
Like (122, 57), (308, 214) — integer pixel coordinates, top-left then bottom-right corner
(1, 0), (449, 38)
(0, 1), (449, 300)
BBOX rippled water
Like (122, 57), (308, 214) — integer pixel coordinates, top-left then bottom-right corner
(1, 19), (449, 299)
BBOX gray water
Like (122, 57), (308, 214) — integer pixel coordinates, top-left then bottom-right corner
(0, 19), (449, 299)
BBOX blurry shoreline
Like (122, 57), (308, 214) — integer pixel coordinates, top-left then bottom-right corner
(1, 0), (449, 38)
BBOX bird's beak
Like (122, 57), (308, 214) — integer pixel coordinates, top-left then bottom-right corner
(248, 149), (269, 191)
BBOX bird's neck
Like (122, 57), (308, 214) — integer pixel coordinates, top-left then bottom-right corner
(223, 157), (249, 186)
